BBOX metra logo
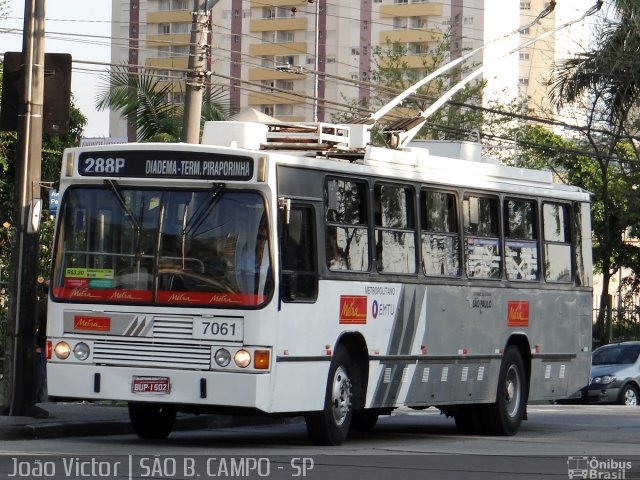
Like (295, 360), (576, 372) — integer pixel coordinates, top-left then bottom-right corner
(507, 301), (529, 327)
(74, 316), (111, 331)
(339, 295), (367, 324)
(208, 294), (241, 304)
(166, 293), (200, 303)
(69, 288), (101, 299)
(109, 290), (139, 301)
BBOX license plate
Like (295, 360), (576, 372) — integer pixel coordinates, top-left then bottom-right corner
(131, 376), (171, 394)
(193, 317), (243, 341)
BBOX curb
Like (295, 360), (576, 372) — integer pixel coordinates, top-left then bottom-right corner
(0, 419), (131, 441)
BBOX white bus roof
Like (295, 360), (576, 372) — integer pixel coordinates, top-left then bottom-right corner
(199, 120), (591, 202)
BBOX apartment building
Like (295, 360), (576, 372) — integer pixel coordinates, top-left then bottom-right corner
(110, 0), (591, 139)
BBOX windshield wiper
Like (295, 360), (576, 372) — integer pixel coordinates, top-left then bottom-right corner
(182, 183), (224, 237)
(105, 180), (141, 232)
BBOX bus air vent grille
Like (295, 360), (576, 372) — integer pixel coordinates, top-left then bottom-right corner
(93, 340), (210, 369)
(153, 317), (194, 339)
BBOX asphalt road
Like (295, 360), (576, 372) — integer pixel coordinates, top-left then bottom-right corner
(0, 404), (639, 479)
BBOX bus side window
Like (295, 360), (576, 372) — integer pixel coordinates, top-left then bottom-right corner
(543, 203), (572, 282)
(463, 194), (501, 279)
(504, 198), (539, 281)
(280, 205), (318, 302)
(324, 178), (369, 271)
(374, 183), (416, 274)
(420, 189), (460, 276)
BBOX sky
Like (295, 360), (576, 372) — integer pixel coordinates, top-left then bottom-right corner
(1, 0), (112, 137)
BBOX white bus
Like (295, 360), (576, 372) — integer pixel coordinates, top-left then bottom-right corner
(46, 121), (592, 445)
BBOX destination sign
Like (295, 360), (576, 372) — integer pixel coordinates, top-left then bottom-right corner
(78, 151), (254, 181)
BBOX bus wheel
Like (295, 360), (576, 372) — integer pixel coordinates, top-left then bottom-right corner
(305, 346), (353, 445)
(484, 346), (526, 435)
(128, 402), (177, 439)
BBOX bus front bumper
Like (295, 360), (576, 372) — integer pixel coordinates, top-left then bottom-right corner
(47, 363), (272, 411)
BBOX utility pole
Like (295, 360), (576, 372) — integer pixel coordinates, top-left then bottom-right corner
(1, 0), (46, 417)
(312, 0), (319, 122)
(181, 0), (209, 144)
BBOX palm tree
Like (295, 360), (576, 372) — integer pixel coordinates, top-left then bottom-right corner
(550, 1), (640, 130)
(96, 66), (231, 142)
(550, 0), (640, 346)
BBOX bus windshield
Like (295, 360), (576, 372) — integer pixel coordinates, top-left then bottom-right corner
(51, 185), (273, 307)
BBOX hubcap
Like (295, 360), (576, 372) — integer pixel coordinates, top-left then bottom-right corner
(505, 365), (521, 418)
(331, 366), (352, 425)
(624, 389), (638, 406)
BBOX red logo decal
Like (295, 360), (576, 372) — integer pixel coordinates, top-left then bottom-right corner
(74, 316), (111, 332)
(507, 301), (529, 327)
(339, 295), (367, 324)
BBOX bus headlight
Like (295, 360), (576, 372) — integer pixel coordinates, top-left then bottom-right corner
(234, 349), (251, 368)
(54, 341), (71, 360)
(214, 348), (231, 367)
(73, 342), (91, 361)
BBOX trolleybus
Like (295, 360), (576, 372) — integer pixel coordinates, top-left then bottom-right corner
(46, 119), (592, 445)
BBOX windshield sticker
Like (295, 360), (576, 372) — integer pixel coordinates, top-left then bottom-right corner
(64, 268), (114, 279)
(63, 268), (115, 289)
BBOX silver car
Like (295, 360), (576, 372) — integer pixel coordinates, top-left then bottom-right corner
(583, 341), (640, 406)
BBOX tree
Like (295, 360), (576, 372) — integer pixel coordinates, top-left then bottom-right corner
(550, 0), (640, 346)
(332, 32), (492, 144)
(96, 66), (231, 142)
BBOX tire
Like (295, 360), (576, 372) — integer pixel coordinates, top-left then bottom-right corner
(128, 402), (177, 439)
(305, 346), (353, 445)
(618, 384), (639, 406)
(483, 346), (526, 436)
(351, 409), (380, 431)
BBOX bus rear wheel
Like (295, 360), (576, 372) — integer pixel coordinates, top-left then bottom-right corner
(128, 402), (177, 439)
(483, 346), (526, 435)
(305, 346), (353, 445)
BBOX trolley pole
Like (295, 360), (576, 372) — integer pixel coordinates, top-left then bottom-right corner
(181, 0), (209, 144)
(1, 0), (46, 417)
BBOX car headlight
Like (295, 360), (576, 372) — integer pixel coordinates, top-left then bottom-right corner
(592, 375), (616, 385)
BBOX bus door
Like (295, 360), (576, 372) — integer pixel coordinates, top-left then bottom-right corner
(279, 203), (318, 303)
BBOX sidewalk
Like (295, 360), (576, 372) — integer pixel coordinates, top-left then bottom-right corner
(0, 401), (289, 441)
